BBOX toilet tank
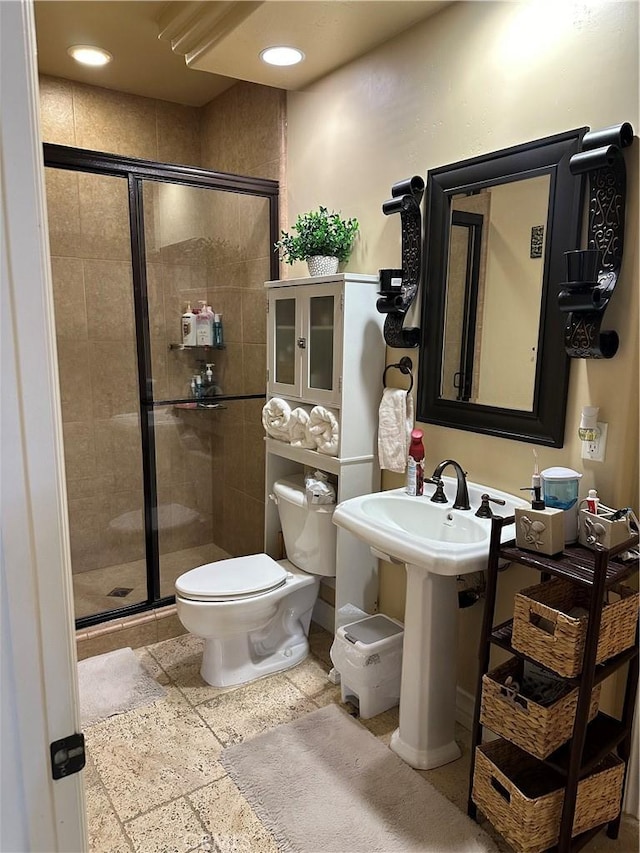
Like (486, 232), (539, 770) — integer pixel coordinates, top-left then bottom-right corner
(273, 477), (337, 577)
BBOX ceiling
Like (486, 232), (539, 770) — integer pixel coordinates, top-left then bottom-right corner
(34, 1), (448, 107)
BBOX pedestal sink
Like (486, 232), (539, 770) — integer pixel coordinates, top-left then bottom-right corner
(333, 475), (528, 770)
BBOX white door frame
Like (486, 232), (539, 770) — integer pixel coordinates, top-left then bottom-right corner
(1, 0), (86, 850)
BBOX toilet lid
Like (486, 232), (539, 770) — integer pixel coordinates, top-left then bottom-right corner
(175, 554), (288, 602)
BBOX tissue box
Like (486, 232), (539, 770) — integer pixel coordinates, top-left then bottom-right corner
(578, 508), (633, 550)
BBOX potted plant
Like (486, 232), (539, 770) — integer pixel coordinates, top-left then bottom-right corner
(275, 206), (359, 276)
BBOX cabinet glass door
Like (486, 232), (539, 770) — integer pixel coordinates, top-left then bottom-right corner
(308, 294), (335, 391)
(273, 296), (297, 388)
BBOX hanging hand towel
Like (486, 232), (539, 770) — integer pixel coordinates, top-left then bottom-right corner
(261, 398), (292, 442)
(377, 388), (414, 472)
(305, 406), (340, 456)
(289, 408), (316, 448)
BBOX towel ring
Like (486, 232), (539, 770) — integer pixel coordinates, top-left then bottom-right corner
(383, 356), (413, 392)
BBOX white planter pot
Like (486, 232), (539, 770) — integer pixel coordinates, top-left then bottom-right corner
(306, 255), (339, 276)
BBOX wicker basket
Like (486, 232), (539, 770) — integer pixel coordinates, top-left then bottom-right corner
(472, 739), (624, 853)
(480, 657), (601, 759)
(512, 578), (639, 677)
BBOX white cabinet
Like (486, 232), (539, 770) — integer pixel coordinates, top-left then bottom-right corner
(267, 281), (343, 407)
(263, 273), (386, 632)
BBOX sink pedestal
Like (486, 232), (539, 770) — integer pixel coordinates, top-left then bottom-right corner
(390, 565), (462, 769)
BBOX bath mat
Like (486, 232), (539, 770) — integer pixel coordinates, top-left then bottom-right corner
(220, 704), (498, 852)
(78, 647), (166, 727)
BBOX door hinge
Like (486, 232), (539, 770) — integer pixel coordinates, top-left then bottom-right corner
(50, 733), (86, 780)
(266, 368), (270, 382)
(339, 376), (342, 392)
(340, 293), (344, 311)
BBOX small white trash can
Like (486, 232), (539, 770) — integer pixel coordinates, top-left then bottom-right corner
(330, 614), (404, 719)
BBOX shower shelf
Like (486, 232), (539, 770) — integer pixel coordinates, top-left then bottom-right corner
(173, 402), (227, 410)
(169, 343), (225, 350)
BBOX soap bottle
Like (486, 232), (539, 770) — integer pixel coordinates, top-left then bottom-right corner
(213, 313), (224, 348)
(196, 301), (213, 346)
(406, 429), (425, 496)
(182, 303), (196, 346)
(514, 458), (565, 555)
(202, 363), (217, 397)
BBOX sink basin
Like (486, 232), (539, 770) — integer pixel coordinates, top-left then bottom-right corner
(333, 476), (528, 575)
(333, 475), (528, 771)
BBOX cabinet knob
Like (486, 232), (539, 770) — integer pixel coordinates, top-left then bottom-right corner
(297, 337), (307, 349)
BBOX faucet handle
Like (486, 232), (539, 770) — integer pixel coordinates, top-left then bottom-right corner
(426, 477), (448, 504)
(475, 493), (507, 518)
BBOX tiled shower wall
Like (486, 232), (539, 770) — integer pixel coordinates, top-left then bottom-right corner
(39, 75), (285, 573)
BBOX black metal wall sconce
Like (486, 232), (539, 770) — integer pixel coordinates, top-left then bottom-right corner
(559, 121), (634, 358)
(377, 176), (425, 348)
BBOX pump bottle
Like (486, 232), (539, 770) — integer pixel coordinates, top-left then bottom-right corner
(182, 303), (196, 346)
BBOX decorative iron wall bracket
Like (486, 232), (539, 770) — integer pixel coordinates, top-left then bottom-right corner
(560, 122), (634, 358)
(377, 175), (425, 347)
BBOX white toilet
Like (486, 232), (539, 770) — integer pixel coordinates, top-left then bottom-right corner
(175, 476), (337, 687)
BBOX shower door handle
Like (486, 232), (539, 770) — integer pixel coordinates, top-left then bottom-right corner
(297, 337), (306, 349)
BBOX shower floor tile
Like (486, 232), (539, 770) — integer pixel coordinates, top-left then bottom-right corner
(82, 625), (640, 853)
(73, 543), (230, 619)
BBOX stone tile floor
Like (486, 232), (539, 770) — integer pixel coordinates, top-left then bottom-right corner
(84, 624), (639, 852)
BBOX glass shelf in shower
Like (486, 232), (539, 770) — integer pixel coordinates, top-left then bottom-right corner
(173, 402), (227, 410)
(168, 343), (226, 351)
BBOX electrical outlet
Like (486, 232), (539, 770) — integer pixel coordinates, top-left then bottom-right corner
(581, 421), (608, 462)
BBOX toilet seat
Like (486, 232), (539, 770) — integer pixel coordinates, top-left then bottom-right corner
(176, 554), (289, 602)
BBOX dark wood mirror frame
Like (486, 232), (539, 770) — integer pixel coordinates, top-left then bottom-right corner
(417, 128), (587, 447)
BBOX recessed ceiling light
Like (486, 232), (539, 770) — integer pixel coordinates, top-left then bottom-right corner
(260, 46), (304, 67)
(67, 45), (113, 67)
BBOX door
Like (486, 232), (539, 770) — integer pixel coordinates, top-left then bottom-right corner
(267, 288), (303, 398)
(1, 1), (86, 849)
(302, 283), (342, 406)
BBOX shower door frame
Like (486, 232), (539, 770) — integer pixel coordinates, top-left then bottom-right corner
(44, 143), (279, 629)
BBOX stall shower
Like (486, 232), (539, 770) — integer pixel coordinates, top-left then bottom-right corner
(44, 145), (278, 627)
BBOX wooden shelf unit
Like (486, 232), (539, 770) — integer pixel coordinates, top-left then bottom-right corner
(468, 515), (639, 853)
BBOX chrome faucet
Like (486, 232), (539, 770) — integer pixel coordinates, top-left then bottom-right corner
(430, 459), (471, 510)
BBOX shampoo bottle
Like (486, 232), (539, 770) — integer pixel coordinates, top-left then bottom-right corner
(406, 429), (425, 496)
(182, 303), (196, 346)
(213, 313), (224, 348)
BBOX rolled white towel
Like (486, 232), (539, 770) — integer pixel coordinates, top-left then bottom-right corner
(305, 406), (339, 456)
(261, 398), (292, 442)
(290, 407), (316, 448)
(378, 388), (414, 473)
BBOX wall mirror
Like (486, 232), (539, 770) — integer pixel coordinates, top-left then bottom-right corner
(417, 128), (586, 446)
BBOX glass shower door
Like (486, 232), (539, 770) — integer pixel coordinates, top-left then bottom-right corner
(141, 180), (272, 597)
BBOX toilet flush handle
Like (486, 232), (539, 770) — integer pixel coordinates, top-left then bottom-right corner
(268, 493), (278, 505)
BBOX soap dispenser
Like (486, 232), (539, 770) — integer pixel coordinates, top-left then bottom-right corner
(515, 458), (564, 555)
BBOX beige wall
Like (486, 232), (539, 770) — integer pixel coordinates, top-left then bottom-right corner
(285, 0), (639, 700)
(40, 75), (284, 575)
